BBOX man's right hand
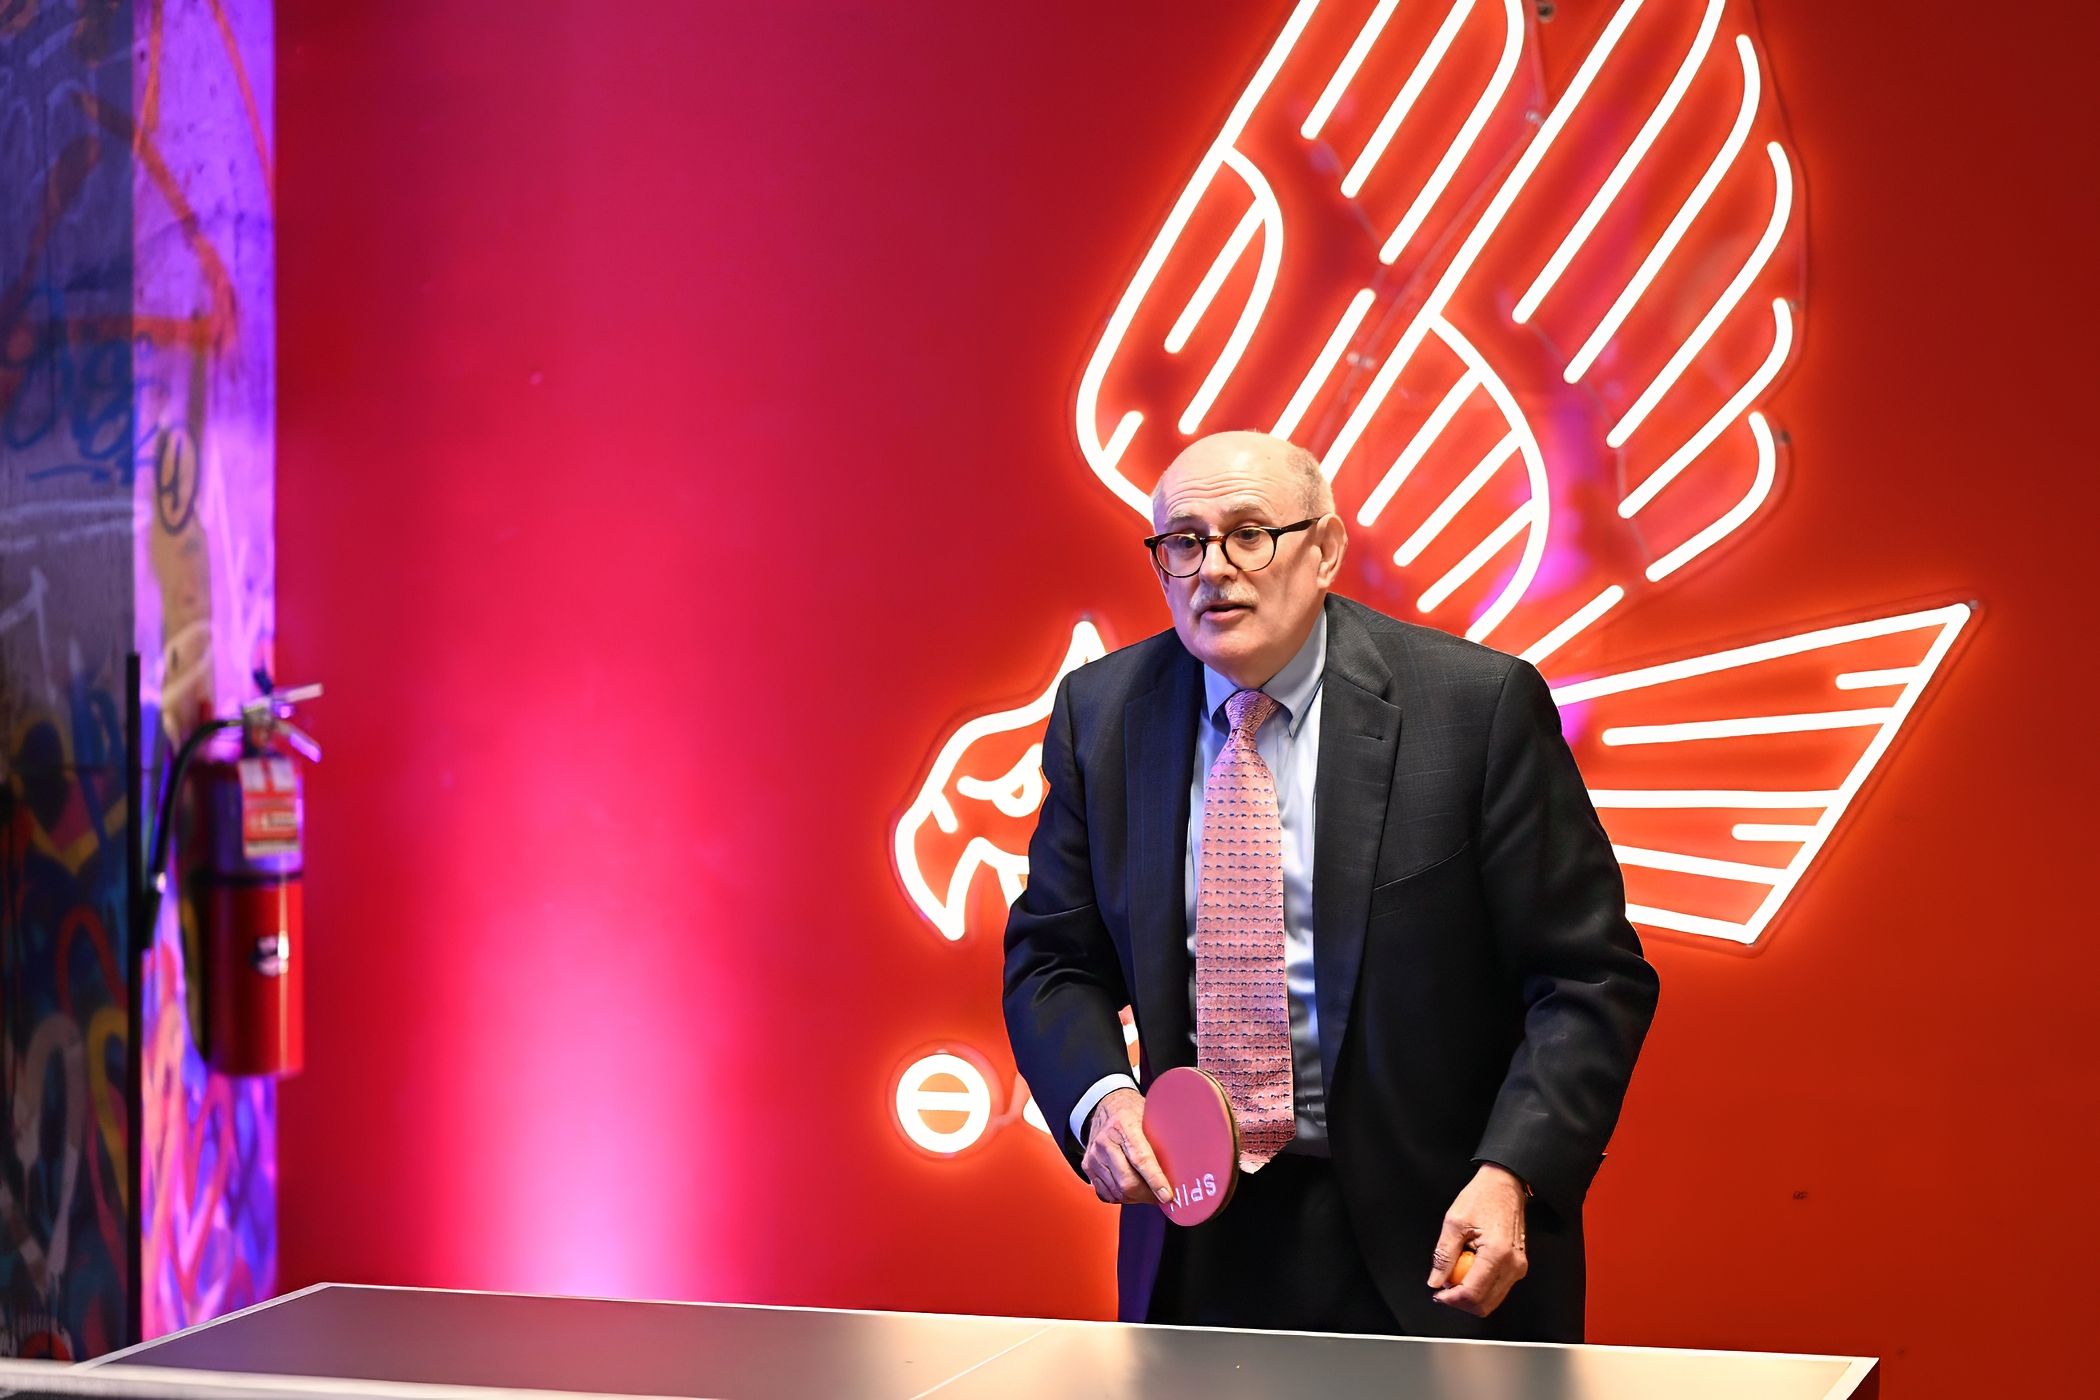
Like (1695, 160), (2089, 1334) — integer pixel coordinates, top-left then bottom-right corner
(1082, 1087), (1175, 1207)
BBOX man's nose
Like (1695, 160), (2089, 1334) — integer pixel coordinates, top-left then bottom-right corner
(1198, 539), (1240, 585)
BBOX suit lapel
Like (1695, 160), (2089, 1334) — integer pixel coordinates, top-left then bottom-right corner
(1125, 650), (1199, 1075)
(1313, 599), (1401, 1098)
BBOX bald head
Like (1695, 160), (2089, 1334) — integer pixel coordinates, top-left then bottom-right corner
(1151, 430), (1334, 527)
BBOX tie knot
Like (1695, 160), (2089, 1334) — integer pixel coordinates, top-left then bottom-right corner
(1225, 689), (1279, 738)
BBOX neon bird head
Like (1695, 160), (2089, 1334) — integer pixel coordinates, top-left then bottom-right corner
(892, 621), (1108, 941)
(1074, 0), (1804, 672)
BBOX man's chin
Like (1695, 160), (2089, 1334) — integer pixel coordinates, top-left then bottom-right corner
(1183, 627), (1266, 676)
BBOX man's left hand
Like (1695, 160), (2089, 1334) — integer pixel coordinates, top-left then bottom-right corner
(1427, 1163), (1529, 1317)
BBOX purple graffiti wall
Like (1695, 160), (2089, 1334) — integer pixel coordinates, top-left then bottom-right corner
(131, 0), (278, 1342)
(0, 0), (275, 1357)
(2, 0), (140, 1360)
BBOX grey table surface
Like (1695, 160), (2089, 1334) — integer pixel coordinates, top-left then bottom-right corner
(41, 1282), (1877, 1400)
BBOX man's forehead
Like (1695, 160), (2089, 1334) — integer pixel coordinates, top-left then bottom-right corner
(1153, 451), (1293, 525)
(1159, 493), (1276, 526)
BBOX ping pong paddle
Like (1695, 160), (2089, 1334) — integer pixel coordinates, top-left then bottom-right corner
(1142, 1066), (1239, 1226)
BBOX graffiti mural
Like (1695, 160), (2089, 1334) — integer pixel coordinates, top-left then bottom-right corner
(0, 678), (133, 1358)
(130, 0), (278, 1341)
(2, 0), (140, 1360)
(1, 0), (276, 1355)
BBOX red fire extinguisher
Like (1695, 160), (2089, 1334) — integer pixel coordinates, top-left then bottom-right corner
(147, 682), (322, 1078)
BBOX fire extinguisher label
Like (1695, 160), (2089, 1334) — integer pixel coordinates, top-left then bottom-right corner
(238, 756), (302, 858)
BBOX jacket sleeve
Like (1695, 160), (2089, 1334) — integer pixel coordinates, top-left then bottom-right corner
(1002, 673), (1135, 1175)
(1471, 658), (1661, 1216)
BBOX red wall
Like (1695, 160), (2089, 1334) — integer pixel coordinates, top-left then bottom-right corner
(276, 3), (2100, 1395)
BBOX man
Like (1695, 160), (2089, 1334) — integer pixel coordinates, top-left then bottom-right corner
(1003, 430), (1658, 1342)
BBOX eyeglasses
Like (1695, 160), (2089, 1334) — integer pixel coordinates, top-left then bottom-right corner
(1142, 518), (1319, 577)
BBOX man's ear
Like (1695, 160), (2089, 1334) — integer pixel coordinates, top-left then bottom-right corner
(1314, 513), (1348, 587)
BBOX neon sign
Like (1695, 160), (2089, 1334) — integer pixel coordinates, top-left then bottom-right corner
(890, 0), (1973, 1154)
(894, 622), (1106, 942)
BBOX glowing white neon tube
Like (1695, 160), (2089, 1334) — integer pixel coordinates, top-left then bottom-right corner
(1073, 0), (1323, 516)
(1437, 319), (1548, 642)
(1418, 499), (1535, 614)
(1567, 34), (1762, 383)
(1303, 0), (1408, 140)
(1733, 607), (1969, 946)
(1358, 369), (1481, 526)
(1602, 708), (1895, 746)
(1342, 0), (1477, 198)
(1622, 301), (1792, 518)
(1520, 584), (1625, 666)
(1626, 903), (1752, 942)
(894, 621), (1107, 940)
(954, 744), (1046, 818)
(1612, 844), (1784, 884)
(894, 1053), (993, 1155)
(925, 838), (1027, 926)
(1394, 433), (1517, 565)
(1165, 204), (1265, 354)
(1551, 607), (1967, 708)
(1320, 352), (1402, 480)
(1645, 409), (1778, 582)
(1091, 418), (1145, 514)
(1568, 607), (1976, 941)
(1273, 287), (1376, 440)
(1377, 0), (1526, 262)
(1179, 149), (1284, 436)
(1836, 668), (1920, 690)
(1607, 142), (1793, 448)
(1329, 0), (1632, 481)
(1514, 0), (1723, 325)
(1732, 823), (1818, 842)
(1587, 789), (1839, 809)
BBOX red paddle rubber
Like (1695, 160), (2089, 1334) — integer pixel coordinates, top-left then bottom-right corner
(1143, 1067), (1240, 1227)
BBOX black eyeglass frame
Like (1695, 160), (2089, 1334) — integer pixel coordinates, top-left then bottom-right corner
(1141, 517), (1320, 577)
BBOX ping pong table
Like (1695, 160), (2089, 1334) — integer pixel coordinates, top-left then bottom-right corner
(0, 1283), (1878, 1399)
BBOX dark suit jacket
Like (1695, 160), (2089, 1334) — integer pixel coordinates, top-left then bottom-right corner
(1002, 593), (1659, 1342)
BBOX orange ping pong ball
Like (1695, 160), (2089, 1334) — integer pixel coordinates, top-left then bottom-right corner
(1450, 1250), (1476, 1285)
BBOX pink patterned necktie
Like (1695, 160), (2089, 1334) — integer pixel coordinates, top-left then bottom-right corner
(1195, 688), (1295, 1172)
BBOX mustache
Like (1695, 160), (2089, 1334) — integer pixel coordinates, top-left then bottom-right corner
(1193, 593), (1256, 613)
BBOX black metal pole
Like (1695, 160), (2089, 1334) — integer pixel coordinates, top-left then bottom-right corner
(124, 649), (143, 1349)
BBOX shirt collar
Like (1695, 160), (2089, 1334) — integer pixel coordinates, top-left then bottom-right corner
(1201, 609), (1328, 739)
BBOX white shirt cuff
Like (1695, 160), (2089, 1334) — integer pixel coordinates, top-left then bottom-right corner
(1069, 1072), (1140, 1144)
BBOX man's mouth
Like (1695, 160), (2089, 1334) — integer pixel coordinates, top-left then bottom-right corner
(1199, 600), (1253, 619)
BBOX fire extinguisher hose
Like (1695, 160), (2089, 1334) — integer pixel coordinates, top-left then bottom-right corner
(140, 717), (240, 935)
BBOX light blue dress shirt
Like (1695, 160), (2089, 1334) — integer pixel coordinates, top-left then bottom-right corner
(1070, 614), (1330, 1154)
